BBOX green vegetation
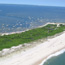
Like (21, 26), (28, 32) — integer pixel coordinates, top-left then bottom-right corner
(0, 24), (65, 50)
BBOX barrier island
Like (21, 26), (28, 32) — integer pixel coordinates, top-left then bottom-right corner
(0, 23), (65, 51)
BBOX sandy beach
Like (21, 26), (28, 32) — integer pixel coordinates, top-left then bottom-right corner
(0, 31), (65, 65)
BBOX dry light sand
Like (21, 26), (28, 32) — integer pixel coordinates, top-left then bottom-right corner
(0, 32), (65, 65)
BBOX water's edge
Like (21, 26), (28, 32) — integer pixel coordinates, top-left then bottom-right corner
(40, 48), (65, 65)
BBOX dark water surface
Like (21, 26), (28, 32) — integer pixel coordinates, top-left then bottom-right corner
(0, 4), (65, 33)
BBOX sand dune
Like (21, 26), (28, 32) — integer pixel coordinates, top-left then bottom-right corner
(0, 32), (65, 65)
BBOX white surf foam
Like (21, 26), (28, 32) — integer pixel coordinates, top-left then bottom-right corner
(40, 48), (65, 65)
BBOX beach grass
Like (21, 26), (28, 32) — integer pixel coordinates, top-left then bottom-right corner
(0, 24), (65, 50)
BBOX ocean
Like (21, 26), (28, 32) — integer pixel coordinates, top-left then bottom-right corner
(40, 49), (65, 65)
(0, 4), (65, 33)
(0, 4), (65, 65)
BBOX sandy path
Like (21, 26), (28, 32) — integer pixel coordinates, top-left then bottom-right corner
(0, 32), (65, 65)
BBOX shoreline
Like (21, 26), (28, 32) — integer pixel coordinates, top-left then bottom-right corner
(40, 48), (65, 65)
(0, 31), (65, 65)
(34, 47), (65, 65)
(33, 32), (65, 65)
(0, 31), (64, 57)
(0, 22), (61, 36)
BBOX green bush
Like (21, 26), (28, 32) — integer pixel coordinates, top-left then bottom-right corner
(0, 24), (65, 50)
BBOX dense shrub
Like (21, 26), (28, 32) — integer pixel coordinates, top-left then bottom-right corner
(0, 24), (65, 50)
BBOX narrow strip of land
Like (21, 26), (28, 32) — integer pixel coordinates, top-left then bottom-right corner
(0, 31), (65, 65)
(0, 23), (65, 65)
(0, 23), (65, 51)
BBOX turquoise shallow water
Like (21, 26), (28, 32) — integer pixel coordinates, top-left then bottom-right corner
(42, 50), (65, 65)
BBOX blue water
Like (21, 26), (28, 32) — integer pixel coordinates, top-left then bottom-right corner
(0, 4), (65, 33)
(43, 51), (65, 65)
(0, 4), (65, 64)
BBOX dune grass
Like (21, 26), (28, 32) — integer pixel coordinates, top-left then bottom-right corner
(0, 24), (65, 50)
